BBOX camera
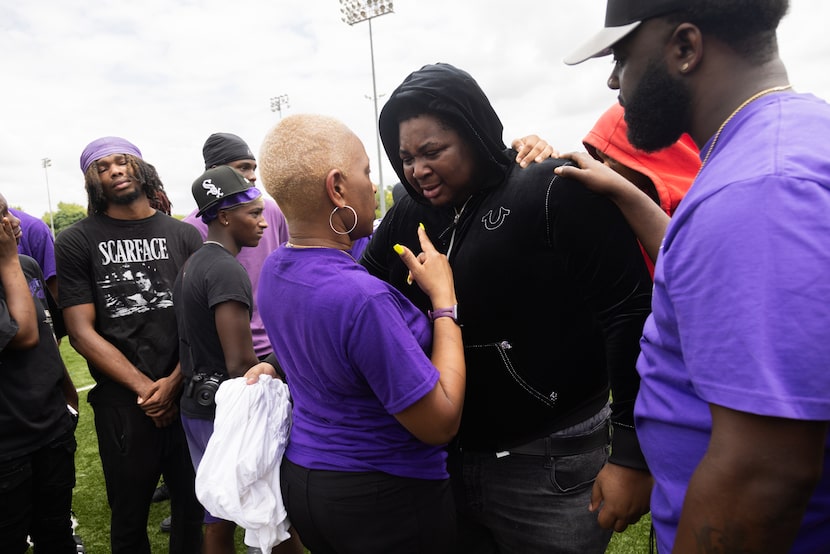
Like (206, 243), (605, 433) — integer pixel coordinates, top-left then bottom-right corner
(187, 372), (225, 407)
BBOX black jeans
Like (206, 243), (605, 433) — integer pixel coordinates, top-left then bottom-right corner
(0, 429), (77, 554)
(449, 409), (613, 554)
(93, 402), (203, 554)
(281, 459), (457, 554)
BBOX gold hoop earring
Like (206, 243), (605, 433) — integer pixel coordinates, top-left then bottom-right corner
(329, 205), (358, 235)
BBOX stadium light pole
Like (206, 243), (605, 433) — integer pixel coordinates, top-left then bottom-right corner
(270, 94), (290, 119)
(41, 157), (55, 237)
(340, 0), (393, 216)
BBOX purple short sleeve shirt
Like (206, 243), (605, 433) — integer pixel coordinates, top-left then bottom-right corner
(258, 247), (446, 480)
(635, 92), (830, 553)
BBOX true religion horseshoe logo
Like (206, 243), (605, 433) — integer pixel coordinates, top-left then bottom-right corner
(481, 206), (510, 230)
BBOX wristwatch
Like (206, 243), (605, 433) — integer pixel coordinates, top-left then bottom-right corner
(428, 304), (459, 323)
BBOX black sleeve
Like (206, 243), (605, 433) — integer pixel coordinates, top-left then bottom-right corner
(54, 225), (94, 310)
(359, 205), (395, 279)
(550, 178), (652, 470)
(45, 283), (66, 340)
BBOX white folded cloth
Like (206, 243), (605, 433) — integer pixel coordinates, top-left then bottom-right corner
(195, 374), (293, 552)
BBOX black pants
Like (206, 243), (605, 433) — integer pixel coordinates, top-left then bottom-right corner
(93, 402), (203, 554)
(0, 429), (76, 554)
(281, 458), (457, 554)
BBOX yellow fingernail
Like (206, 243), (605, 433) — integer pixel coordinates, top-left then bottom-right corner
(393, 244), (404, 255)
(406, 273), (413, 285)
(419, 222), (425, 230)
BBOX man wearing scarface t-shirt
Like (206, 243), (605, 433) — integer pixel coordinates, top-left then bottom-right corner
(55, 136), (204, 553)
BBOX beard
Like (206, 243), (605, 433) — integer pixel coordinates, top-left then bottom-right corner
(624, 57), (692, 152)
(106, 185), (143, 206)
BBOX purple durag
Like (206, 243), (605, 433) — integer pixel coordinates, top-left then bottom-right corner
(200, 187), (262, 224)
(80, 136), (143, 173)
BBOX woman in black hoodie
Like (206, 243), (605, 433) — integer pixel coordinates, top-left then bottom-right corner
(360, 63), (653, 553)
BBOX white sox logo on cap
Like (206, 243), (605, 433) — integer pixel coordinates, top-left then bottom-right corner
(202, 178), (224, 199)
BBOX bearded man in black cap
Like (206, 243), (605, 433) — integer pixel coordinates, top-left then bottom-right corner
(562, 1), (830, 552)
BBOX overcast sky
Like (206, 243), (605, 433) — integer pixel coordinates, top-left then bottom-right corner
(2, 0), (828, 220)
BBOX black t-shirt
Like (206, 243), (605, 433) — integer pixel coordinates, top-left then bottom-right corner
(55, 212), (202, 405)
(173, 243), (253, 419)
(0, 256), (73, 460)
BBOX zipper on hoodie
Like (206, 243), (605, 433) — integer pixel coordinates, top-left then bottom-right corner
(439, 196), (472, 258)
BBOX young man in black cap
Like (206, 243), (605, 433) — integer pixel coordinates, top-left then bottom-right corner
(562, 1), (830, 552)
(176, 165), (287, 554)
(180, 134), (302, 553)
(184, 133), (289, 362)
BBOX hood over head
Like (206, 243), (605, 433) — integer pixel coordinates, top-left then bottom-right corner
(582, 103), (699, 216)
(379, 63), (511, 203)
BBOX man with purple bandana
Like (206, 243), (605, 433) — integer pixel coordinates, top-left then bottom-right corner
(562, 0), (830, 552)
(55, 137), (204, 553)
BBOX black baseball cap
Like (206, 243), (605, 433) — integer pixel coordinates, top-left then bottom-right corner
(564, 0), (686, 65)
(192, 165), (255, 216)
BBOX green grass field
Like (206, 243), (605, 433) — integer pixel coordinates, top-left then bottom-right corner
(61, 341), (651, 553)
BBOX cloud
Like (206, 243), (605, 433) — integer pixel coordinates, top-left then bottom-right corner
(1, 0), (827, 219)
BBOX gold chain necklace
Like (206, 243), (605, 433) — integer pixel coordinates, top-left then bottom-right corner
(699, 85), (793, 170)
(285, 241), (329, 249)
(285, 241), (355, 260)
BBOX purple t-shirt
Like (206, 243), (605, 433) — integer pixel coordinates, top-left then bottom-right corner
(635, 92), (830, 553)
(11, 208), (56, 281)
(258, 246), (446, 480)
(184, 195), (289, 358)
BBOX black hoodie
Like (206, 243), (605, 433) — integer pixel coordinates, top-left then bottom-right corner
(362, 63), (652, 469)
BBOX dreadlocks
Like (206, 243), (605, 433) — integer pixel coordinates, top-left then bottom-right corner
(150, 189), (172, 215)
(84, 155), (171, 216)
